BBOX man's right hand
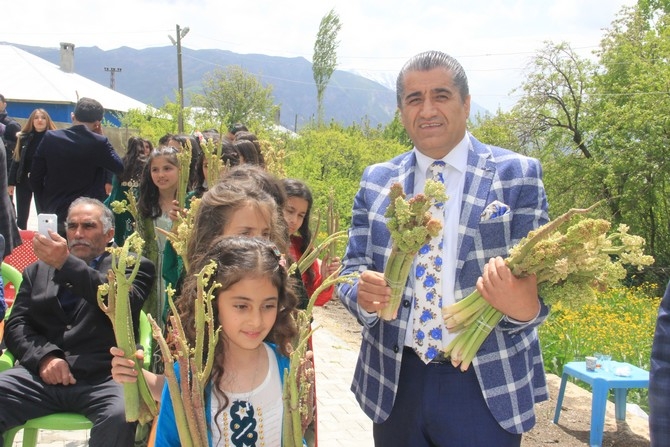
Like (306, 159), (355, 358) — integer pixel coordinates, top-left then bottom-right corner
(357, 270), (391, 314)
(33, 231), (69, 270)
(39, 355), (77, 385)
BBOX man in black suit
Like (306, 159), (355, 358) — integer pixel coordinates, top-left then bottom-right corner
(29, 97), (123, 234)
(0, 197), (155, 447)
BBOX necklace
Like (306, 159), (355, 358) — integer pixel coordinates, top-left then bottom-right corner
(221, 346), (267, 447)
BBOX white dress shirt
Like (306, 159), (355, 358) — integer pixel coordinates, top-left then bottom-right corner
(403, 133), (470, 350)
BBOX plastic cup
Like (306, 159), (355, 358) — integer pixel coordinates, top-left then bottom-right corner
(585, 356), (597, 371)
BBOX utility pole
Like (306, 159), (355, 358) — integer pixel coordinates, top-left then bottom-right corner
(104, 67), (122, 90)
(168, 24), (189, 133)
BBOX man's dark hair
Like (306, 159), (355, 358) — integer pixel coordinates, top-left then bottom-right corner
(396, 51), (469, 108)
(74, 97), (104, 123)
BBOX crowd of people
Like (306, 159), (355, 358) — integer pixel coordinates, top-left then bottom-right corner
(0, 49), (668, 447)
(0, 96), (337, 445)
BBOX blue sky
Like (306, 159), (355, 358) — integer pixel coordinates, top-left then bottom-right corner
(2, 0), (636, 112)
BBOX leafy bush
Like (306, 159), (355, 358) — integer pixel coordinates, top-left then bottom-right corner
(539, 285), (660, 412)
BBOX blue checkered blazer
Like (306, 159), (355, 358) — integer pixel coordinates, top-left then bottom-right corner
(337, 134), (550, 434)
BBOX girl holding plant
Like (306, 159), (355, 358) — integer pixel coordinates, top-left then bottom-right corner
(282, 178), (340, 307)
(157, 236), (299, 446)
(111, 178), (287, 401)
(137, 146), (183, 327)
(105, 136), (149, 246)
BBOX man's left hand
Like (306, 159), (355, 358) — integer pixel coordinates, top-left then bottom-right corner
(476, 256), (540, 322)
(33, 231), (69, 270)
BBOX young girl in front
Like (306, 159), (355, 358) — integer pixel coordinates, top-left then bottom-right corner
(112, 179), (286, 399)
(282, 178), (340, 306)
(157, 236), (299, 445)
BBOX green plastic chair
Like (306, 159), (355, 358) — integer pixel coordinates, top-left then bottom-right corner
(1, 262), (22, 344)
(0, 310), (153, 447)
(1, 262), (22, 309)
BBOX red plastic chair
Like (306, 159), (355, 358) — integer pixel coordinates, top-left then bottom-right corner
(3, 230), (36, 305)
(4, 230), (38, 273)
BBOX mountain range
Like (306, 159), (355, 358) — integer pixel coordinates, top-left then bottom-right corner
(13, 43), (487, 131)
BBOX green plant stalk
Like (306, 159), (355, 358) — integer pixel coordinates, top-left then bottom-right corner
(456, 305), (503, 371)
(505, 202), (601, 275)
(442, 201), (624, 371)
(136, 217), (159, 321)
(149, 266), (219, 447)
(327, 188), (339, 259)
(176, 139), (192, 209)
(283, 324), (314, 447)
(190, 272), (218, 443)
(202, 137), (223, 187)
(147, 315), (194, 447)
(97, 233), (158, 424)
(379, 249), (415, 321)
(288, 230), (347, 277)
(282, 270), (359, 446)
(444, 295), (490, 331)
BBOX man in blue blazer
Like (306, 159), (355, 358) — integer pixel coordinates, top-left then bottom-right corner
(337, 51), (550, 446)
(30, 97), (122, 234)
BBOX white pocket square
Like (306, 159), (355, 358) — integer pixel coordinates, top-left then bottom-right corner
(481, 200), (510, 221)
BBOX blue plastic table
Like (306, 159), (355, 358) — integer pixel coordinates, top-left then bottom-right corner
(553, 361), (649, 447)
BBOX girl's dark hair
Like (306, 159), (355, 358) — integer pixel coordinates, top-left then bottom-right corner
(232, 139), (260, 166)
(185, 180), (285, 271)
(143, 139), (154, 153)
(218, 165), (289, 254)
(168, 134), (205, 192)
(220, 139), (240, 168)
(234, 131), (265, 167)
(137, 146), (179, 219)
(177, 236), (298, 417)
(220, 164), (286, 209)
(119, 136), (148, 183)
(282, 178), (313, 255)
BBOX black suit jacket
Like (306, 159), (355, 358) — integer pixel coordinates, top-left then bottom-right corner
(29, 125), (123, 225)
(5, 252), (155, 383)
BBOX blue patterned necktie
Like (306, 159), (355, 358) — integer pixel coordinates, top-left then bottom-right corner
(412, 160), (446, 363)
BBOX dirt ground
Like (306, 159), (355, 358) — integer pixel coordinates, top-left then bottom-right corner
(312, 299), (651, 447)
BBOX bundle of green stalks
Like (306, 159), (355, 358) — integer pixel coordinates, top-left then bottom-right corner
(97, 233), (158, 424)
(442, 203), (655, 371)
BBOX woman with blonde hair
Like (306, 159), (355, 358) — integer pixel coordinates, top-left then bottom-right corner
(8, 108), (57, 229)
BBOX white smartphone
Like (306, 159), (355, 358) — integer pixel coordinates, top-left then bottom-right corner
(37, 213), (58, 236)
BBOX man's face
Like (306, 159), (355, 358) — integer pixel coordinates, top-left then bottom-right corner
(66, 204), (114, 263)
(399, 67), (471, 159)
(0, 100), (6, 113)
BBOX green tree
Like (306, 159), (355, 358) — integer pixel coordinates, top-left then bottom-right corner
(284, 125), (407, 236)
(493, 42), (606, 217)
(312, 9), (342, 126)
(191, 65), (278, 130)
(469, 109), (524, 154)
(382, 110), (412, 149)
(592, 3), (670, 281)
(121, 100), (196, 142)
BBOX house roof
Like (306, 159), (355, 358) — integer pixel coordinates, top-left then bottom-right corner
(0, 43), (147, 113)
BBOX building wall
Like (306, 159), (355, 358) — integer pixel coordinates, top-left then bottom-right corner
(10, 101), (124, 127)
(14, 115), (137, 156)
